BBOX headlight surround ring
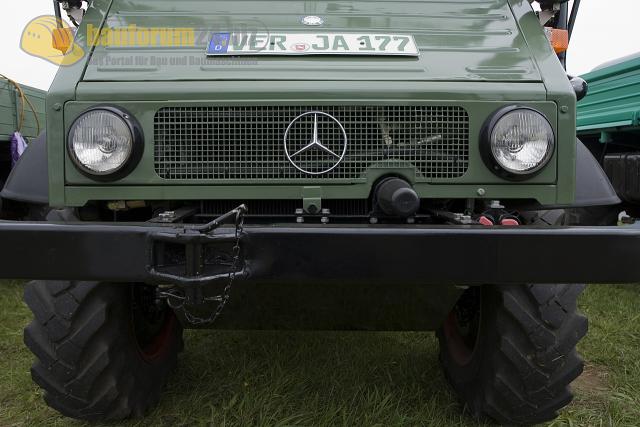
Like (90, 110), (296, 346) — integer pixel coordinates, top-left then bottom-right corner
(480, 106), (555, 181)
(67, 106), (144, 181)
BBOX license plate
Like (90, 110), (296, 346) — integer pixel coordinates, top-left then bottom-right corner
(207, 33), (419, 56)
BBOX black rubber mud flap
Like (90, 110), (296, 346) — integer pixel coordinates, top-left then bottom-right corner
(573, 139), (620, 207)
(1, 132), (48, 204)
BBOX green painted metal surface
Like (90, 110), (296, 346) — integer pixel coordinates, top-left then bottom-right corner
(46, 0), (577, 208)
(0, 80), (46, 141)
(86, 0), (542, 82)
(577, 54), (640, 135)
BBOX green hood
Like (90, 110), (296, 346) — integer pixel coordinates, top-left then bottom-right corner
(83, 0), (542, 82)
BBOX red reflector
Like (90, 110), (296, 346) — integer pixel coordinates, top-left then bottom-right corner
(479, 216), (494, 226)
(500, 218), (520, 226)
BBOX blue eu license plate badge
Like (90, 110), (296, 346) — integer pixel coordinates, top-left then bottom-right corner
(207, 33), (231, 55)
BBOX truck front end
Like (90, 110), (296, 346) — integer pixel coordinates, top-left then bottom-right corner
(1, 0), (635, 424)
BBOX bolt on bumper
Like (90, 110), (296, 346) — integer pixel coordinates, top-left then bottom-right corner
(0, 221), (640, 285)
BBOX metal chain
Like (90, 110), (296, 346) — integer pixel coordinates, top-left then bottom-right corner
(160, 208), (245, 326)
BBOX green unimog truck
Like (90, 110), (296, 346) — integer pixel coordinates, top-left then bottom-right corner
(2, 0), (638, 425)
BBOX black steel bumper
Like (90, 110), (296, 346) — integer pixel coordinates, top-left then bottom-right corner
(1, 221), (640, 285)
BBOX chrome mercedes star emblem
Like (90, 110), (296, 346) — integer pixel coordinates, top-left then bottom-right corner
(284, 111), (348, 175)
(302, 15), (324, 26)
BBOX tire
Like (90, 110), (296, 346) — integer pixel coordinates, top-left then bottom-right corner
(437, 284), (588, 426)
(24, 281), (183, 421)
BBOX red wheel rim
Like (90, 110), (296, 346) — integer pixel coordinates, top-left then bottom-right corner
(131, 286), (176, 362)
(443, 288), (481, 366)
(137, 312), (176, 362)
(443, 311), (474, 365)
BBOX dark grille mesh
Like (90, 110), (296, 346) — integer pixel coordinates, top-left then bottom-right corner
(154, 106), (469, 180)
(201, 199), (370, 217)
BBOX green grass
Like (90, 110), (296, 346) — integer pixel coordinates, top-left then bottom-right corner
(0, 281), (639, 426)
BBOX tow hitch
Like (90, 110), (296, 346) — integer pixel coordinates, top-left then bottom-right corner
(150, 205), (247, 325)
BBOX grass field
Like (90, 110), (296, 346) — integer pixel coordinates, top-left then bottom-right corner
(1, 281), (639, 426)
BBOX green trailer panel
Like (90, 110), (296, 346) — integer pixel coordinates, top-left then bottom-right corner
(577, 54), (640, 136)
(0, 79), (46, 141)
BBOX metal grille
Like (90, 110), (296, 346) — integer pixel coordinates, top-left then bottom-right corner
(201, 199), (370, 217)
(154, 106), (469, 180)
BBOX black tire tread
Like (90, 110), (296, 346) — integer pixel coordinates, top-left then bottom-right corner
(439, 284), (588, 426)
(24, 280), (182, 421)
(489, 284), (587, 423)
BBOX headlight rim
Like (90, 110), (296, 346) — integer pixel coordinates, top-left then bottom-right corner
(67, 105), (144, 181)
(480, 105), (555, 181)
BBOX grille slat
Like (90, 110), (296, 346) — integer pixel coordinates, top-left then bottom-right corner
(154, 106), (469, 180)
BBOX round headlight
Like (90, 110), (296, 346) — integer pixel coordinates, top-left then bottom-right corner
(482, 107), (555, 179)
(68, 107), (143, 179)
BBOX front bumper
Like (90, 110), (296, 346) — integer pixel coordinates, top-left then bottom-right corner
(1, 221), (640, 285)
